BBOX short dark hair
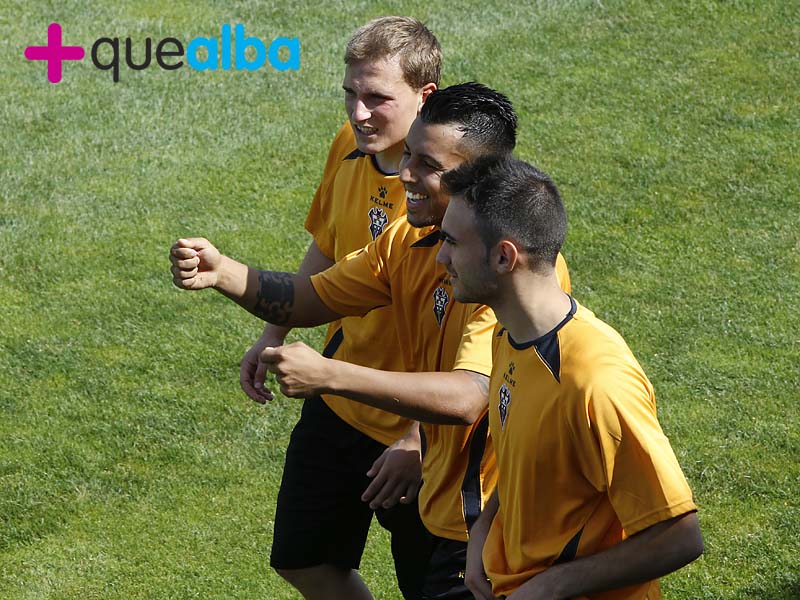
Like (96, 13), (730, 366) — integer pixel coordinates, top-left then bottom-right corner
(441, 155), (566, 270)
(420, 82), (517, 157)
(345, 16), (442, 89)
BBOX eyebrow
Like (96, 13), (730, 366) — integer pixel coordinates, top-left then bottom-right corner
(342, 84), (393, 100)
(405, 146), (444, 170)
(423, 154), (445, 170)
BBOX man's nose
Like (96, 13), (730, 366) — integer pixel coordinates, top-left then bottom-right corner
(352, 99), (370, 121)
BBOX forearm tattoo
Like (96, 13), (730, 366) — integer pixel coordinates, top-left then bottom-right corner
(253, 271), (294, 325)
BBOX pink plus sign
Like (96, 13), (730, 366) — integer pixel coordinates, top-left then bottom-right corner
(24, 23), (85, 84)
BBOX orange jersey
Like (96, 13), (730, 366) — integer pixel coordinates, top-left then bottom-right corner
(304, 123), (412, 445)
(311, 218), (496, 540)
(485, 298), (697, 599)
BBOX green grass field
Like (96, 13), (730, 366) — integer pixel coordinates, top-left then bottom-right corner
(2, 1), (798, 598)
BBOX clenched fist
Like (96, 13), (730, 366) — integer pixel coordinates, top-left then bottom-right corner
(259, 342), (333, 398)
(170, 237), (221, 290)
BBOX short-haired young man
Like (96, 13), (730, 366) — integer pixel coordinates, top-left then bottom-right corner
(434, 156), (703, 600)
(238, 16), (440, 600)
(172, 83), (569, 599)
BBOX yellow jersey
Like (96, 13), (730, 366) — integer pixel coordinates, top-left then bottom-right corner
(304, 123), (412, 445)
(485, 297), (697, 599)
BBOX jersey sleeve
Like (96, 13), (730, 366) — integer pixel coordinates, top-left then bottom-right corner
(309, 220), (399, 317)
(451, 305), (497, 377)
(304, 123), (356, 259)
(586, 365), (697, 535)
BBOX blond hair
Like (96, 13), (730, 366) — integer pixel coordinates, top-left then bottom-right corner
(345, 16), (442, 89)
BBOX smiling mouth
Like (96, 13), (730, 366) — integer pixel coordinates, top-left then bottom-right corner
(406, 190), (429, 209)
(353, 123), (377, 136)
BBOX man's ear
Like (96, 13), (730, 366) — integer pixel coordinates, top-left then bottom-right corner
(419, 83), (437, 110)
(494, 240), (520, 274)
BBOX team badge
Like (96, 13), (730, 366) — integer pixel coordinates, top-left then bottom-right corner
(433, 286), (449, 327)
(368, 206), (389, 240)
(499, 383), (511, 430)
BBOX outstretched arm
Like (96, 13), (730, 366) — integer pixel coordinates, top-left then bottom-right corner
(260, 341), (489, 425)
(170, 237), (341, 327)
(508, 512), (703, 600)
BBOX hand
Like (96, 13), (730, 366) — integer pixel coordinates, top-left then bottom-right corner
(259, 342), (332, 398)
(505, 567), (561, 600)
(362, 424), (422, 510)
(465, 526), (499, 600)
(240, 329), (289, 403)
(170, 237), (222, 290)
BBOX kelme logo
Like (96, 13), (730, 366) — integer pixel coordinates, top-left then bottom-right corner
(25, 22), (300, 84)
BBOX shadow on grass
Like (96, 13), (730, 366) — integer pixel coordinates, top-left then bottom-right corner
(777, 581), (800, 599)
(747, 580), (800, 599)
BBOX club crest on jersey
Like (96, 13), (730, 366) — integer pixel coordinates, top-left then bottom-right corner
(499, 383), (511, 430)
(368, 206), (389, 240)
(433, 286), (449, 327)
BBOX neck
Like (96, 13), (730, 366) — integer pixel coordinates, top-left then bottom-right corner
(374, 142), (403, 174)
(492, 271), (572, 344)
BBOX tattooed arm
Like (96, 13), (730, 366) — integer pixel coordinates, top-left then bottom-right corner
(170, 237), (341, 327)
(239, 242), (335, 403)
(227, 265), (340, 328)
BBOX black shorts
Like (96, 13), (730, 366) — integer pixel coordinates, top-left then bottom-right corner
(270, 397), (433, 599)
(421, 536), (472, 600)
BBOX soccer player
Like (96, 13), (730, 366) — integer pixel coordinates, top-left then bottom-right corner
(172, 83), (569, 598)
(434, 156), (703, 600)
(237, 16), (440, 600)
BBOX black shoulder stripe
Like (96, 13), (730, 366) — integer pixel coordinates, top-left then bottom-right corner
(534, 333), (561, 383)
(554, 527), (584, 564)
(531, 296), (576, 382)
(461, 413), (490, 531)
(322, 327), (344, 358)
(343, 148), (366, 161)
(411, 230), (441, 248)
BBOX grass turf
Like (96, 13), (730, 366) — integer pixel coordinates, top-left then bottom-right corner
(1, 0), (798, 598)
